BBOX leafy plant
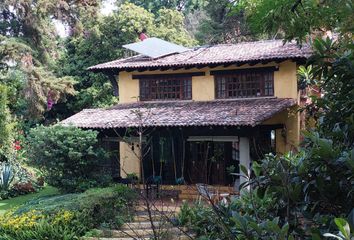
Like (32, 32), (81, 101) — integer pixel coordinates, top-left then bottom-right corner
(0, 185), (137, 239)
(324, 218), (353, 240)
(0, 163), (14, 191)
(15, 185), (136, 228)
(26, 125), (112, 192)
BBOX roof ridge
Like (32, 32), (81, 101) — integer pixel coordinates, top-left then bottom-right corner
(88, 39), (312, 71)
(195, 39), (287, 48)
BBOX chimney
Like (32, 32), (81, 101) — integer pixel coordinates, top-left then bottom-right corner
(139, 29), (148, 41)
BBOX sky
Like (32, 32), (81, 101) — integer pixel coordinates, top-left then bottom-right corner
(54, 0), (117, 37)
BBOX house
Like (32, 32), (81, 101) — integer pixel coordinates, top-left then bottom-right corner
(62, 38), (312, 188)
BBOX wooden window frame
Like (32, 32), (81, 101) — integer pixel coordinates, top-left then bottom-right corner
(213, 68), (275, 99)
(139, 76), (192, 101)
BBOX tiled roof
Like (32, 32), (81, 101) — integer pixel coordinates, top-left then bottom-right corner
(88, 40), (312, 71)
(60, 98), (296, 129)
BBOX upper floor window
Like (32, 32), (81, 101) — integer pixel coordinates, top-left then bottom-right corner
(214, 69), (274, 99)
(139, 76), (192, 101)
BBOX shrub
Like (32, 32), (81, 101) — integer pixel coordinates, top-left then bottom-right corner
(26, 125), (112, 192)
(15, 184), (137, 228)
(0, 185), (137, 239)
(177, 202), (292, 239)
(0, 210), (84, 240)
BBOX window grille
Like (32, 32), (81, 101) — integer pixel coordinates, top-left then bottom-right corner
(140, 76), (192, 101)
(215, 70), (274, 99)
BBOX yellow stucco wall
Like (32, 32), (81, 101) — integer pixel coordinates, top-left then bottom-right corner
(117, 60), (300, 157)
(262, 106), (300, 153)
(274, 61), (298, 99)
(192, 74), (215, 101)
(119, 142), (141, 178)
(117, 61), (298, 102)
(118, 72), (139, 103)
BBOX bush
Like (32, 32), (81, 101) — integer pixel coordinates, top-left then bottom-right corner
(0, 210), (85, 240)
(15, 184), (136, 228)
(0, 185), (137, 239)
(177, 202), (292, 239)
(26, 125), (112, 192)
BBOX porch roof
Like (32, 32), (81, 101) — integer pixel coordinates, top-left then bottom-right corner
(88, 40), (312, 72)
(60, 98), (296, 129)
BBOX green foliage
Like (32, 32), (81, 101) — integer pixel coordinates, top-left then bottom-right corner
(177, 202), (294, 239)
(300, 38), (354, 147)
(56, 2), (197, 116)
(0, 185), (136, 239)
(0, 210), (84, 240)
(243, 134), (353, 237)
(0, 85), (13, 155)
(324, 218), (353, 240)
(126, 0), (204, 13)
(153, 8), (197, 46)
(237, 0), (354, 44)
(26, 125), (112, 192)
(195, 0), (254, 44)
(15, 185), (137, 228)
(0, 163), (14, 192)
(0, 35), (76, 121)
(0, 0), (85, 122)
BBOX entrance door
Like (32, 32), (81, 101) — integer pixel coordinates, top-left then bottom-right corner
(187, 141), (210, 184)
(187, 141), (230, 185)
(209, 142), (226, 185)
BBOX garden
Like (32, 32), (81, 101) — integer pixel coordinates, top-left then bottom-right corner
(0, 122), (137, 239)
(0, 0), (353, 239)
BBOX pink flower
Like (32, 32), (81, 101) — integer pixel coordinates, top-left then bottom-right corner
(14, 141), (21, 151)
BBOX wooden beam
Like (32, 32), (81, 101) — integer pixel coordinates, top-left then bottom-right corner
(223, 63), (234, 68)
(236, 62), (246, 67)
(196, 65), (206, 69)
(148, 67), (159, 71)
(210, 66), (278, 75)
(275, 59), (285, 64)
(209, 64), (222, 69)
(184, 66), (195, 70)
(132, 71), (206, 79)
(172, 66), (184, 70)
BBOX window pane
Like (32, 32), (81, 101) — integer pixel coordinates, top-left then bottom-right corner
(215, 70), (274, 98)
(140, 77), (192, 101)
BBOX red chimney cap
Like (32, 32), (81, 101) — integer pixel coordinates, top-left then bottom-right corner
(139, 32), (148, 41)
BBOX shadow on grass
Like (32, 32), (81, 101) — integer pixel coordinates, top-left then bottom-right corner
(0, 186), (59, 215)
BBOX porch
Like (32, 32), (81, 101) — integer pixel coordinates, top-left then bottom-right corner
(101, 124), (279, 192)
(61, 98), (299, 192)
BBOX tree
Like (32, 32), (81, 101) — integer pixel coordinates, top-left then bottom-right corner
(26, 125), (111, 192)
(0, 0), (103, 122)
(125, 0), (204, 13)
(55, 3), (197, 117)
(0, 85), (13, 159)
(236, 0), (354, 44)
(195, 0), (255, 44)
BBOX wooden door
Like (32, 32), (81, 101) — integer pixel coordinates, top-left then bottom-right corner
(187, 142), (211, 183)
(209, 142), (226, 185)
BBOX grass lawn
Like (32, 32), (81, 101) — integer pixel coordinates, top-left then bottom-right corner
(0, 185), (59, 215)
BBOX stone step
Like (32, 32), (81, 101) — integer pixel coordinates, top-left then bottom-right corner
(178, 194), (200, 200)
(134, 214), (165, 222)
(121, 221), (163, 230)
(109, 227), (184, 238)
(135, 205), (181, 212)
